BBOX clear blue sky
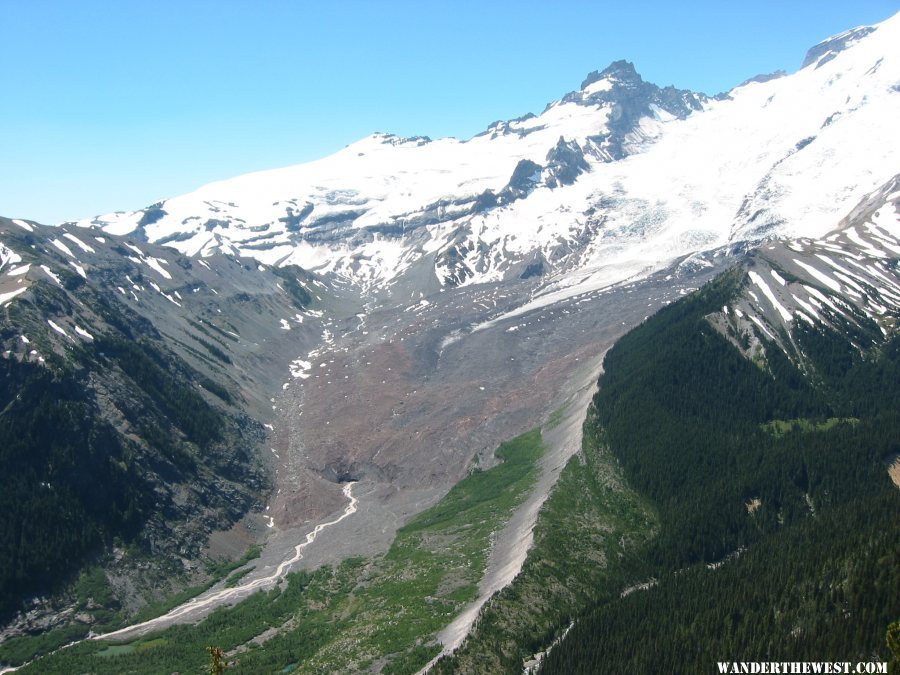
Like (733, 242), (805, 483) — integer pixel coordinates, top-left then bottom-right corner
(1, 1), (897, 224)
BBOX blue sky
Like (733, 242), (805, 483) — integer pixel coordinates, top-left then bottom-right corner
(1, 1), (897, 224)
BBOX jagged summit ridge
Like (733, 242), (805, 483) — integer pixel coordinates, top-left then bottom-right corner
(581, 59), (642, 89)
(73, 11), (900, 301)
(801, 24), (877, 69)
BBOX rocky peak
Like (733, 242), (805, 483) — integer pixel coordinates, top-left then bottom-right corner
(500, 159), (543, 201)
(580, 60), (642, 90)
(565, 60), (706, 119)
(801, 25), (876, 69)
(545, 137), (589, 187)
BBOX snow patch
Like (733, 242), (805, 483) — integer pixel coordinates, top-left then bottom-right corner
(749, 270), (792, 323)
(0, 287), (28, 306)
(289, 358), (312, 379)
(7, 264), (30, 276)
(583, 77), (614, 95)
(47, 319), (69, 337)
(749, 314), (776, 340)
(0, 241), (22, 270)
(50, 239), (76, 258)
(144, 256), (173, 279)
(63, 232), (96, 254)
(793, 259), (841, 292)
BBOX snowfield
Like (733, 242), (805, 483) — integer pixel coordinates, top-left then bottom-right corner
(70, 13), (900, 308)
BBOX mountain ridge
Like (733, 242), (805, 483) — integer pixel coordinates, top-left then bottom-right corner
(1, 12), (898, 671)
(67, 12), (899, 303)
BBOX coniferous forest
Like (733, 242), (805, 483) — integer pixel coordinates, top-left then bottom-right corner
(543, 270), (900, 673)
(0, 318), (263, 622)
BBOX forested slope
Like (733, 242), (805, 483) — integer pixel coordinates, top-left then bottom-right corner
(0, 216), (320, 626)
(544, 267), (900, 673)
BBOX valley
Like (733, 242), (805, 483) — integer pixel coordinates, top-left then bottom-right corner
(1, 10), (899, 673)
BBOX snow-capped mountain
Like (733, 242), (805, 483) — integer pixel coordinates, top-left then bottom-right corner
(76, 12), (899, 300)
(2, 14), (899, 664)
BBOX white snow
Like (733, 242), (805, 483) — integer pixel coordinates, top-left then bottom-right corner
(0, 287), (28, 306)
(144, 256), (172, 280)
(846, 259), (900, 295)
(871, 205), (899, 233)
(7, 264), (30, 276)
(289, 357), (312, 378)
(804, 285), (846, 316)
(749, 314), (776, 340)
(50, 239), (76, 258)
(833, 271), (866, 295)
(814, 254), (870, 289)
(582, 77), (614, 95)
(792, 293), (821, 321)
(74, 326), (94, 340)
(69, 262), (88, 278)
(845, 226), (888, 258)
(0, 241), (22, 270)
(47, 319), (69, 337)
(749, 270), (793, 323)
(793, 259), (841, 292)
(12, 219), (33, 232)
(69, 12), (900, 305)
(63, 232), (96, 253)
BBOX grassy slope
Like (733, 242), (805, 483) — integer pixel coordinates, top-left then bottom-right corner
(432, 409), (656, 673)
(15, 430), (544, 674)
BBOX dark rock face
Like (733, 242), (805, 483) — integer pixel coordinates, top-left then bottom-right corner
(545, 137), (589, 187)
(472, 189), (499, 214)
(0, 216), (325, 619)
(507, 159), (543, 192)
(496, 159), (544, 205)
(801, 25), (876, 69)
(565, 60), (707, 162)
(736, 70), (787, 88)
(279, 202), (315, 232)
(576, 60), (706, 118)
(579, 59), (642, 91)
(434, 228), (487, 287)
(137, 203), (167, 228)
(519, 258), (546, 279)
